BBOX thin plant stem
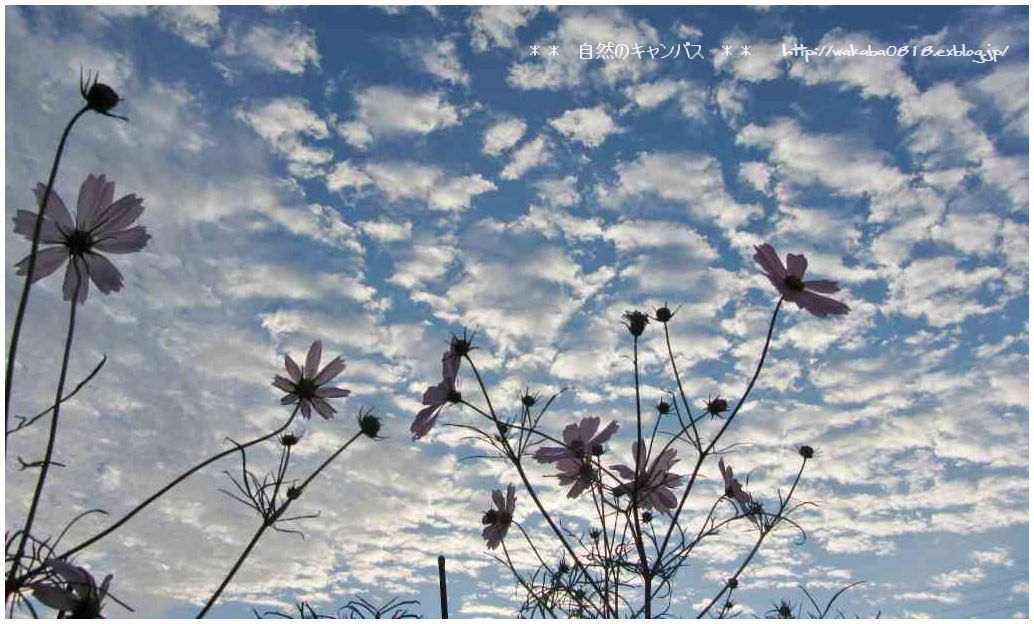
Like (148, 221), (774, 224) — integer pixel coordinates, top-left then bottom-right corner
(629, 335), (651, 618)
(651, 298), (784, 577)
(462, 354), (612, 617)
(5, 105), (90, 430)
(695, 458), (808, 618)
(8, 406), (301, 594)
(662, 321), (701, 451)
(196, 431), (363, 617)
(8, 281), (80, 581)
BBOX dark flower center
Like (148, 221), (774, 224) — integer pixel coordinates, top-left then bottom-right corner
(65, 229), (94, 256)
(567, 439), (585, 453)
(481, 509), (512, 526)
(446, 389), (462, 403)
(783, 275), (805, 292)
(293, 377), (318, 400)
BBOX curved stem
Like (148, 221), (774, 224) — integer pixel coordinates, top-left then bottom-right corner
(462, 354), (611, 617)
(662, 322), (700, 450)
(8, 407), (300, 594)
(695, 458), (807, 618)
(7, 289), (79, 581)
(651, 298), (783, 576)
(5, 105), (90, 431)
(196, 431), (362, 617)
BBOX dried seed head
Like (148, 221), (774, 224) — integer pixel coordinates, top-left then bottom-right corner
(656, 400), (672, 415)
(358, 410), (382, 439)
(622, 310), (650, 337)
(653, 304), (675, 323)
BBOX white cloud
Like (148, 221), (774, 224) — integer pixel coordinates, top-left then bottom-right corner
(599, 151), (762, 231)
(482, 117), (527, 156)
(469, 5), (540, 51)
(325, 160), (371, 192)
(157, 6), (221, 47)
(714, 35), (793, 82)
(549, 106), (622, 148)
(359, 219), (412, 244)
(507, 8), (659, 90)
(363, 161), (496, 211)
(974, 61), (1028, 137)
(338, 86), (460, 148)
(737, 119), (908, 198)
(222, 21), (320, 75)
(236, 97), (332, 177)
(420, 38), (469, 85)
(501, 135), (550, 180)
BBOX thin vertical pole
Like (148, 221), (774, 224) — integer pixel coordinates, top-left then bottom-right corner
(438, 555), (449, 618)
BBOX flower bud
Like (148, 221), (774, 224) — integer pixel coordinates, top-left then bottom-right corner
(798, 445), (814, 459)
(654, 305), (675, 323)
(656, 400), (672, 415)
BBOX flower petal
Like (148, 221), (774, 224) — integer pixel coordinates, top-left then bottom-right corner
(311, 397), (336, 420)
(314, 386), (351, 398)
(804, 279), (840, 294)
(76, 174), (114, 231)
(33, 183), (74, 228)
(93, 226), (149, 254)
(794, 290), (850, 317)
(785, 253), (807, 279)
(63, 256), (89, 303)
(313, 356), (345, 385)
(591, 420), (619, 446)
(305, 340), (322, 378)
(300, 399), (312, 420)
(91, 194), (143, 235)
(13, 210), (66, 244)
(272, 375), (295, 392)
(83, 253), (124, 295)
(753, 243), (786, 279)
(411, 404), (440, 440)
(30, 584), (79, 611)
(15, 246), (69, 282)
(285, 355), (302, 382)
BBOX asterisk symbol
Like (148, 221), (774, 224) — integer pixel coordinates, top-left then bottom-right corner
(530, 45), (541, 56)
(740, 45), (752, 56)
(549, 45), (559, 57)
(721, 44), (733, 57)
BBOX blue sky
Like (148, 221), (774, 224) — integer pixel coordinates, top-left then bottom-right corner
(4, 4), (1029, 618)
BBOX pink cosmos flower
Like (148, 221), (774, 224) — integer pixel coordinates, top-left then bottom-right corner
(13, 175), (149, 303)
(533, 416), (619, 465)
(719, 458), (761, 517)
(272, 340), (350, 420)
(556, 457), (597, 499)
(410, 344), (462, 440)
(612, 440), (683, 512)
(29, 559), (113, 617)
(753, 243), (849, 318)
(481, 484), (516, 550)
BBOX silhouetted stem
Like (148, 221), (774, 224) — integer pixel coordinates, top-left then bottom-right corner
(695, 458), (807, 618)
(662, 322), (701, 450)
(8, 288), (79, 582)
(5, 105), (90, 432)
(196, 431), (362, 617)
(8, 406), (300, 595)
(462, 354), (611, 617)
(651, 298), (784, 577)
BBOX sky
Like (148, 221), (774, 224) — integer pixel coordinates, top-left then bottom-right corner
(3, 3), (1029, 619)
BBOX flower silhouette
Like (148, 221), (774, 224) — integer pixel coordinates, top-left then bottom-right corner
(13, 175), (149, 303)
(29, 559), (114, 617)
(753, 243), (849, 317)
(272, 340), (350, 420)
(481, 484), (516, 550)
(533, 416), (619, 465)
(410, 345), (462, 440)
(612, 440), (683, 512)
